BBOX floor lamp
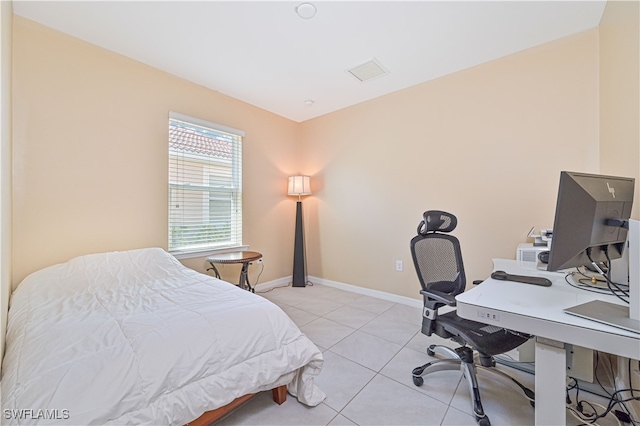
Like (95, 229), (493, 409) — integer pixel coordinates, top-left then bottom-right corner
(288, 175), (311, 287)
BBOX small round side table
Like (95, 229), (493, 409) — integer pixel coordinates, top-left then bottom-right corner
(206, 251), (262, 292)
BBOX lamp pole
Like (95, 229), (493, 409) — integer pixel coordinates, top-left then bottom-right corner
(292, 197), (306, 287)
(288, 175), (311, 288)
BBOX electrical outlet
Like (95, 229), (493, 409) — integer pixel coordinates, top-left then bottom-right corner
(396, 260), (403, 271)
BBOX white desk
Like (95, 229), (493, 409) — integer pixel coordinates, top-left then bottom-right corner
(456, 259), (640, 426)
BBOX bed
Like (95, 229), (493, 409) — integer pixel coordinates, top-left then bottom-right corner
(1, 248), (325, 425)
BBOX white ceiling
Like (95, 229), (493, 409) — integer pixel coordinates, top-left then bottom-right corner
(13, 1), (607, 122)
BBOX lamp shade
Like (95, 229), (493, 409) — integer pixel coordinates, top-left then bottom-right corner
(288, 175), (311, 196)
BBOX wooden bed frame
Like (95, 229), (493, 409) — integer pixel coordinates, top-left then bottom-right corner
(186, 385), (287, 426)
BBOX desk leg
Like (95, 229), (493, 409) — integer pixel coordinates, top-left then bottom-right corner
(535, 338), (566, 426)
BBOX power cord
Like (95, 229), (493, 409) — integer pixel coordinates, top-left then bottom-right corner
(564, 272), (629, 298)
(255, 283), (291, 293)
(254, 261), (264, 287)
(593, 353), (638, 425)
(562, 248), (630, 303)
(253, 261), (295, 294)
(585, 248), (629, 303)
(566, 378), (617, 425)
(566, 359), (640, 426)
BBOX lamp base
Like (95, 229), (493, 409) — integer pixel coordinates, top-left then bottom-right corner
(292, 200), (306, 287)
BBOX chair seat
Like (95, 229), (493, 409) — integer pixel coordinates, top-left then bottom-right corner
(437, 311), (529, 356)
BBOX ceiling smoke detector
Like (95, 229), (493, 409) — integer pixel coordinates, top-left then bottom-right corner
(347, 58), (389, 83)
(295, 3), (317, 19)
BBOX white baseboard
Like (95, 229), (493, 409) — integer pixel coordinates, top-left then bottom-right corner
(254, 275), (422, 309)
(308, 276), (422, 308)
(254, 276), (292, 292)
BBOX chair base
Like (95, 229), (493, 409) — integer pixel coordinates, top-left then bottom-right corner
(412, 344), (535, 426)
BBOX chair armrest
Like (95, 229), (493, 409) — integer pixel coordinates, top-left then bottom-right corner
(420, 289), (456, 306)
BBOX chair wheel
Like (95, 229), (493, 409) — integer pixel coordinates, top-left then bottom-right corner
(427, 345), (436, 356)
(412, 376), (424, 387)
(530, 401), (535, 408)
(476, 415), (491, 426)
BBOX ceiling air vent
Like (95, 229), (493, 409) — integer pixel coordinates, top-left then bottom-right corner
(347, 58), (389, 83)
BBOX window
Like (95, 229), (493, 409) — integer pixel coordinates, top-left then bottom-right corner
(168, 112), (243, 254)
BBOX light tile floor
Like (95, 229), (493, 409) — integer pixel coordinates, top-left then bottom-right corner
(216, 283), (620, 426)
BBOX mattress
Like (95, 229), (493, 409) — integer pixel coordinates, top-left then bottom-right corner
(1, 248), (325, 425)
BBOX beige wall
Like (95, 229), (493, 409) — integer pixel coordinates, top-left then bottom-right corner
(599, 0), (640, 220)
(11, 17), (300, 286)
(1, 0), (13, 367)
(300, 30), (600, 298)
(9, 3), (639, 306)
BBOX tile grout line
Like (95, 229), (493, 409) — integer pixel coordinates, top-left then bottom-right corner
(261, 284), (482, 426)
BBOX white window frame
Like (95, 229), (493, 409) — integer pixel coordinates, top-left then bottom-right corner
(168, 112), (244, 257)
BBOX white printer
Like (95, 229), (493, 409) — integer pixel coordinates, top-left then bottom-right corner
(516, 227), (552, 263)
(516, 243), (550, 263)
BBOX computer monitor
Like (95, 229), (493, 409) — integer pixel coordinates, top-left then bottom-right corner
(547, 171), (635, 272)
(547, 171), (639, 334)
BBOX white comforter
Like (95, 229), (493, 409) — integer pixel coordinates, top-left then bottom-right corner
(1, 248), (325, 425)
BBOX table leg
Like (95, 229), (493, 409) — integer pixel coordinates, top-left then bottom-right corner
(534, 337), (567, 426)
(207, 262), (221, 279)
(239, 261), (254, 292)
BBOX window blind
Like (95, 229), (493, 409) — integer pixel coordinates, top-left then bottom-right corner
(168, 112), (243, 254)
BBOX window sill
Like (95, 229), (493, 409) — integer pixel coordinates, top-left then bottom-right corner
(171, 245), (249, 260)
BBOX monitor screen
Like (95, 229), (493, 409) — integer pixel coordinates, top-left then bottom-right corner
(547, 171), (635, 272)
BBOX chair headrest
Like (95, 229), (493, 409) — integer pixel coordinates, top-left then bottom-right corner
(417, 210), (458, 235)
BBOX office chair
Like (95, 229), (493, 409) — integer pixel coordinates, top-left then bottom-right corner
(410, 211), (535, 426)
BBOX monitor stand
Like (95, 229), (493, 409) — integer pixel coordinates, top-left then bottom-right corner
(564, 218), (640, 334)
(564, 300), (639, 334)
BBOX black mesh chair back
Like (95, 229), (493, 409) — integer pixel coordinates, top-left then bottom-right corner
(411, 211), (466, 298)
